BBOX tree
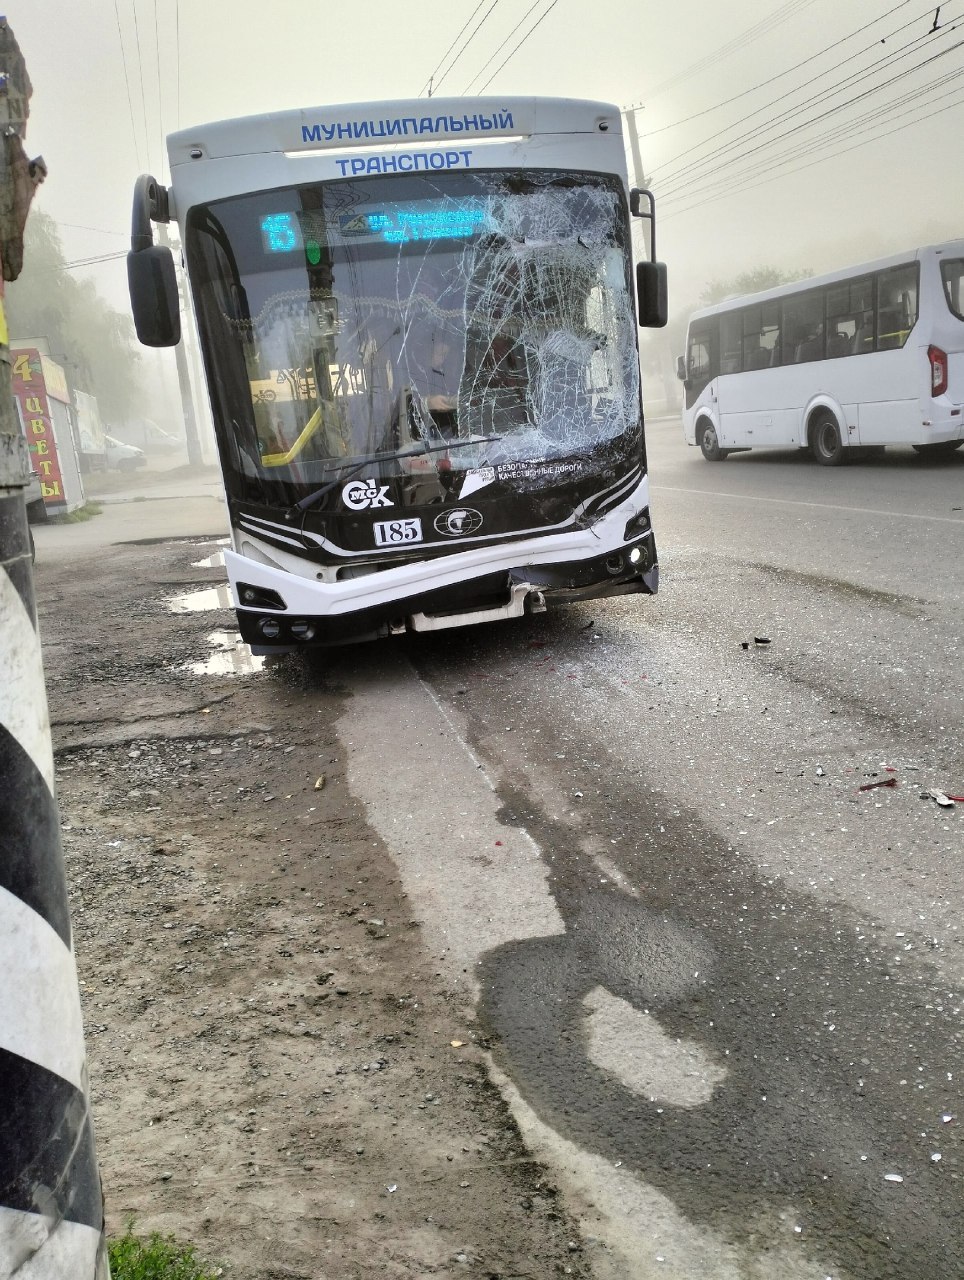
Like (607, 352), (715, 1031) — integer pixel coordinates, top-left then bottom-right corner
(4, 209), (143, 424)
(699, 265), (812, 307)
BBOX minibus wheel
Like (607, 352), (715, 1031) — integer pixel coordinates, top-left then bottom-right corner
(698, 419), (727, 461)
(810, 412), (845, 466)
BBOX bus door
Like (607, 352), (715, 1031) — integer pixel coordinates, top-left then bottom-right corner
(685, 318), (718, 415)
(716, 303), (785, 447)
(856, 264), (920, 443)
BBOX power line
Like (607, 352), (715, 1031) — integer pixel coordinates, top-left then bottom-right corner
(58, 223), (127, 238)
(462, 0), (547, 93)
(427, 0), (502, 98)
(640, 0), (916, 138)
(654, 17), (963, 196)
(175, 0), (181, 128)
(660, 61), (964, 211)
(113, 0), (142, 169)
(154, 0), (164, 177)
(644, 0), (820, 100)
(419, 0), (488, 97)
(662, 81), (964, 221)
(656, 38), (964, 212)
(473, 0), (563, 93)
(130, 0), (152, 172)
(652, 9), (957, 189)
(25, 252), (128, 276)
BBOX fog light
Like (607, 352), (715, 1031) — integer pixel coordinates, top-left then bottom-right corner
(259, 618), (282, 640)
(289, 619), (316, 641)
(629, 547), (642, 564)
(238, 582), (286, 610)
(605, 554), (624, 576)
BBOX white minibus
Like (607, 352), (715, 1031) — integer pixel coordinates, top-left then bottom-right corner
(678, 243), (964, 464)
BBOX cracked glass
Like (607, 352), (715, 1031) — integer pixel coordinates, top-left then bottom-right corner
(186, 170), (641, 507)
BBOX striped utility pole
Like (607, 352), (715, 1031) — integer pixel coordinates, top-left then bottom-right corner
(0, 17), (109, 1278)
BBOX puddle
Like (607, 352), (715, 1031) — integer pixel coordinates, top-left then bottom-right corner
(191, 550), (226, 569)
(169, 583), (234, 613)
(184, 629), (265, 677)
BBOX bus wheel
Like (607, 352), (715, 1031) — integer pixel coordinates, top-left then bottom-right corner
(810, 412), (845, 466)
(699, 420), (727, 461)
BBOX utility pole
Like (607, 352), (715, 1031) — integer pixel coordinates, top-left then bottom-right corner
(623, 104), (648, 191)
(156, 223), (203, 467)
(0, 19), (109, 1278)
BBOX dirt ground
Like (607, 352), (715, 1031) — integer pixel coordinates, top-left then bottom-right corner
(36, 529), (588, 1280)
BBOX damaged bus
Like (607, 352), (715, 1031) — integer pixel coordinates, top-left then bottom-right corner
(127, 97), (667, 652)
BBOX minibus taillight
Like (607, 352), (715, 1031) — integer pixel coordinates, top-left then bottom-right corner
(928, 345), (948, 396)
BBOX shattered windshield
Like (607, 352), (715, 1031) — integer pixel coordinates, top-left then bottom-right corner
(186, 170), (641, 505)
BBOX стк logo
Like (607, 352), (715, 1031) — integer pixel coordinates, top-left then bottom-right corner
(342, 478), (392, 510)
(434, 508), (483, 537)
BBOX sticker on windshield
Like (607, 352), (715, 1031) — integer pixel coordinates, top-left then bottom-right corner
(459, 467), (496, 500)
(343, 478), (392, 510)
(434, 508), (483, 537)
(373, 518), (423, 547)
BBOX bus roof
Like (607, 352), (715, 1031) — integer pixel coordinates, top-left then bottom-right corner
(688, 240), (964, 321)
(167, 97), (622, 166)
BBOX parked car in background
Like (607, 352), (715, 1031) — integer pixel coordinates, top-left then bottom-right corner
(105, 435), (147, 472)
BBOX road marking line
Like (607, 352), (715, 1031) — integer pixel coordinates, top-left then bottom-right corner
(655, 485), (964, 526)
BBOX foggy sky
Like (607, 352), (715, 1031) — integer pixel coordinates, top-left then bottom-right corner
(7, 0), (964, 321)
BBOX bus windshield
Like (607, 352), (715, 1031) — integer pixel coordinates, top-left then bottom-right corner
(186, 169), (640, 505)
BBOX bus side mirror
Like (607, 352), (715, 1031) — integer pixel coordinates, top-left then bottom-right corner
(637, 261), (668, 328)
(675, 355), (686, 381)
(128, 246), (181, 347)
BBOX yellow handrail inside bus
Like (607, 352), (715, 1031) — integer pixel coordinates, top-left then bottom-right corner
(261, 405), (323, 467)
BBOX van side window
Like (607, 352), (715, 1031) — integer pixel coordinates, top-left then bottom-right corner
(876, 263), (918, 351)
(742, 301), (780, 369)
(687, 319), (719, 383)
(941, 258), (964, 320)
(782, 290), (824, 363)
(720, 312), (742, 374)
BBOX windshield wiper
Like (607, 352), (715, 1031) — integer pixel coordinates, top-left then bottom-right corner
(287, 435), (501, 518)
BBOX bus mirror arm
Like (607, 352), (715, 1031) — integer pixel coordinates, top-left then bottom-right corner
(128, 173), (181, 348)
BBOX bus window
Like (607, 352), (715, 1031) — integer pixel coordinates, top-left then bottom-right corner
(743, 300), (780, 369)
(721, 311), (742, 374)
(687, 320), (718, 383)
(783, 290), (824, 363)
(941, 258), (964, 320)
(877, 264), (918, 350)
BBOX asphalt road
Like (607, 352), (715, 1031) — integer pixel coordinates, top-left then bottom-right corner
(336, 418), (964, 1279)
(35, 423), (964, 1277)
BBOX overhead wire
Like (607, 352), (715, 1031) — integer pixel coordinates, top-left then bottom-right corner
(653, 15), (963, 196)
(130, 0), (152, 173)
(662, 81), (964, 221)
(661, 59), (964, 211)
(175, 0), (181, 128)
(640, 0), (915, 138)
(652, 9), (959, 189)
(462, 0), (550, 93)
(419, 0), (488, 97)
(424, 0), (502, 98)
(643, 0), (821, 101)
(473, 0), (563, 93)
(113, 0), (142, 170)
(154, 0), (165, 178)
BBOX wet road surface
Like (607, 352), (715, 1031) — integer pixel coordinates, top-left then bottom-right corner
(338, 425), (964, 1278)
